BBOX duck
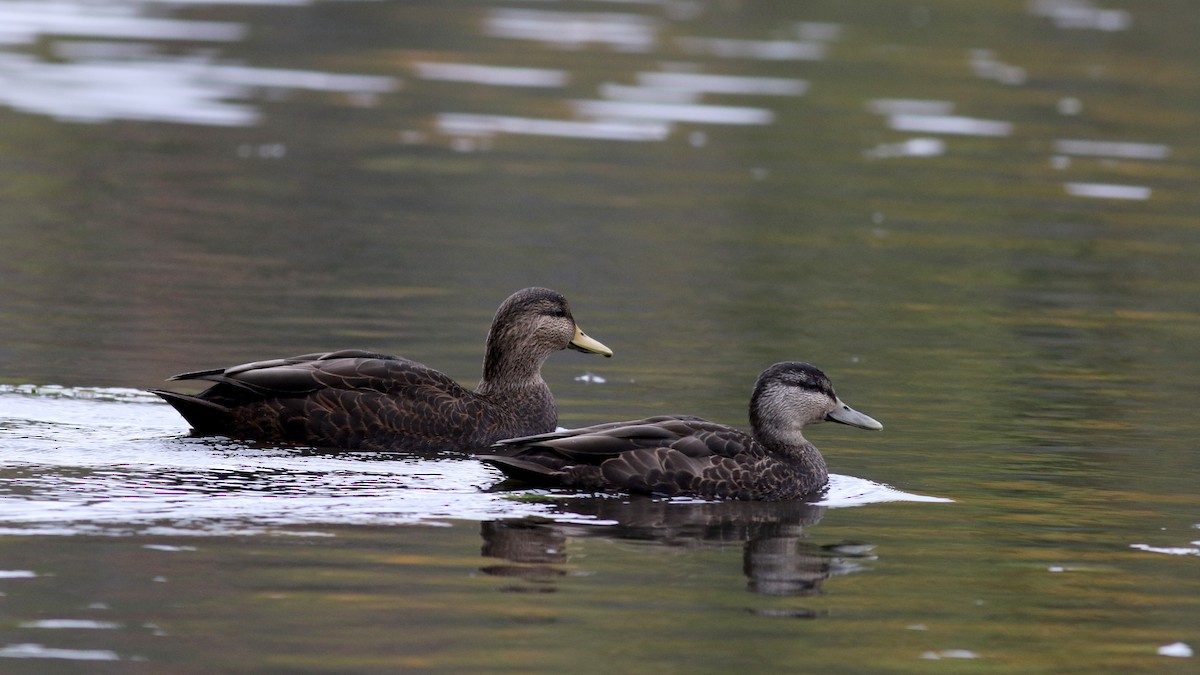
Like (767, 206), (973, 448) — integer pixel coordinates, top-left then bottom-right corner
(480, 361), (880, 501)
(152, 287), (612, 453)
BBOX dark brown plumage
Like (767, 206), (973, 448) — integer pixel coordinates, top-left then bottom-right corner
(152, 287), (612, 452)
(480, 362), (881, 501)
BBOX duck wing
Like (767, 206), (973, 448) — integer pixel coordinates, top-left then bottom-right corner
(166, 349), (454, 401)
(490, 415), (754, 461)
(152, 350), (487, 450)
(481, 415), (762, 495)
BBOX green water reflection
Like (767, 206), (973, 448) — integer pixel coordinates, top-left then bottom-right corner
(2, 503), (1196, 673)
(2, 0), (1199, 672)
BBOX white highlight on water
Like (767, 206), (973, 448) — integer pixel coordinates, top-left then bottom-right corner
(1064, 183), (1151, 200)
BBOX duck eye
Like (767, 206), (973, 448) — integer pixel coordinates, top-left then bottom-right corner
(547, 307), (568, 318)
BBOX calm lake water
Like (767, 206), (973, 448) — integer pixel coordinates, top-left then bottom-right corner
(2, 0), (1199, 672)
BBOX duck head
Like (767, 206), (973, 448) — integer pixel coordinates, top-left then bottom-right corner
(749, 361), (882, 445)
(482, 287), (612, 384)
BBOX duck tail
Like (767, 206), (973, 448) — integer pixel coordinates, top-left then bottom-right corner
(477, 455), (564, 486)
(151, 390), (234, 434)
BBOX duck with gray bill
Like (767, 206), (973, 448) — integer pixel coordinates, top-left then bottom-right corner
(480, 361), (880, 501)
(152, 287), (612, 453)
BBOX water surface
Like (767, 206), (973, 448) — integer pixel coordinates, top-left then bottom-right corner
(2, 0), (1199, 672)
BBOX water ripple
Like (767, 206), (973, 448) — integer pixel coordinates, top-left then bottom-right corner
(0, 387), (948, 536)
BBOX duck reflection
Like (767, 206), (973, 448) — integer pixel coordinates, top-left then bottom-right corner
(479, 497), (875, 600)
(479, 520), (570, 593)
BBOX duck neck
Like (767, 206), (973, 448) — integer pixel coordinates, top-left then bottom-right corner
(477, 346), (551, 397)
(758, 427), (829, 488)
(476, 369), (549, 397)
(753, 424), (814, 461)
(475, 359), (556, 430)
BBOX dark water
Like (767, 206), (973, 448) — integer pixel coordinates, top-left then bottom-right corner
(2, 0), (1199, 672)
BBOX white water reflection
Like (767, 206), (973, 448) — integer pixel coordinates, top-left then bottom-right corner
(1131, 544), (1200, 557)
(433, 7), (835, 146)
(413, 61), (567, 88)
(152, 0), (309, 4)
(887, 113), (1014, 137)
(0, 0), (245, 44)
(968, 48), (1027, 86)
(865, 137), (945, 159)
(2, 1), (832, 137)
(573, 99), (774, 125)
(1064, 182), (1151, 200)
(437, 113), (670, 141)
(0, 53), (252, 125)
(0, 644), (120, 661)
(1029, 0), (1132, 32)
(0, 53), (396, 125)
(636, 71), (808, 96)
(676, 36), (827, 61)
(820, 474), (952, 506)
(20, 620), (122, 630)
(921, 649), (980, 661)
(1157, 642), (1194, 658)
(483, 8), (660, 52)
(0, 0), (397, 126)
(0, 388), (946, 535)
(1053, 139), (1170, 160)
(440, 68), (807, 144)
(0, 570), (38, 578)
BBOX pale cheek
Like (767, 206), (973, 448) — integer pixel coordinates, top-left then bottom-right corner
(537, 322), (570, 347)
